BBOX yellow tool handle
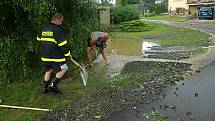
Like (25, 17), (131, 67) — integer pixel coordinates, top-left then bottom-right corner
(70, 58), (84, 70)
(0, 105), (51, 112)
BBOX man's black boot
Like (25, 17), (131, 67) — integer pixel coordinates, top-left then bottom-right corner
(43, 80), (51, 93)
(47, 78), (60, 93)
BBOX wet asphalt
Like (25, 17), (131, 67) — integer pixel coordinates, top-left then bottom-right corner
(104, 61), (215, 121)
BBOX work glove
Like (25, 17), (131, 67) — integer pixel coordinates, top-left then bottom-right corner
(97, 43), (107, 49)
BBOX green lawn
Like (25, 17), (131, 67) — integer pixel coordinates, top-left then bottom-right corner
(0, 22), (212, 121)
(0, 61), (141, 121)
(106, 22), (211, 56)
(209, 19), (215, 24)
(141, 15), (188, 22)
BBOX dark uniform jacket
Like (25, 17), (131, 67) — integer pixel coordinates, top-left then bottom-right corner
(37, 23), (70, 63)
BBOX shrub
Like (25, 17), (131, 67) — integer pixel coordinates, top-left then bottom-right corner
(112, 5), (139, 24)
(144, 12), (156, 17)
(0, 0), (99, 85)
(117, 20), (151, 32)
(0, 37), (32, 85)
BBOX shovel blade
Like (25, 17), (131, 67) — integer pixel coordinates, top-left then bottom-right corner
(80, 64), (88, 86)
(80, 72), (87, 86)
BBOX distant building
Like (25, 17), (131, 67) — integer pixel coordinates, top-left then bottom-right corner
(99, 7), (111, 25)
(169, 0), (215, 15)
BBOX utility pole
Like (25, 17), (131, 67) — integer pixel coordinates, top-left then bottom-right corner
(140, 0), (144, 16)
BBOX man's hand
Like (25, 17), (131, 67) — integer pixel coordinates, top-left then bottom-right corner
(66, 55), (72, 60)
(105, 61), (109, 65)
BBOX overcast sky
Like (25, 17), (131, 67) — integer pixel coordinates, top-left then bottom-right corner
(97, 0), (115, 4)
(110, 0), (115, 4)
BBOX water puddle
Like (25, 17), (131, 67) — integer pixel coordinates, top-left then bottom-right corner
(141, 41), (192, 60)
(141, 41), (161, 57)
(90, 36), (192, 82)
(90, 40), (189, 80)
(88, 55), (108, 79)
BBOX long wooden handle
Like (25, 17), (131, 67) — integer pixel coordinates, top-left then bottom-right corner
(0, 105), (52, 112)
(70, 58), (88, 86)
(70, 58), (84, 70)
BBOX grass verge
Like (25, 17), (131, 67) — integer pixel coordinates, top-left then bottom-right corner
(141, 15), (188, 22)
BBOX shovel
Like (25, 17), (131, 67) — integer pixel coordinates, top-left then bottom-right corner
(70, 58), (88, 86)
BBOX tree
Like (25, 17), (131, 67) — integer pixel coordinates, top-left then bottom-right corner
(0, 0), (99, 85)
(116, 0), (140, 6)
(112, 5), (139, 24)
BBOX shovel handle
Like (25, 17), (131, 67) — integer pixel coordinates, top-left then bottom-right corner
(0, 105), (51, 112)
(70, 58), (88, 86)
(70, 58), (83, 69)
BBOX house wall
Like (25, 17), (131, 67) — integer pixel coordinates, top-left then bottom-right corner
(169, 0), (215, 16)
(189, 5), (198, 14)
(168, 0), (189, 12)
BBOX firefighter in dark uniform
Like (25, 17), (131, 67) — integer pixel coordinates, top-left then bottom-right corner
(37, 13), (71, 93)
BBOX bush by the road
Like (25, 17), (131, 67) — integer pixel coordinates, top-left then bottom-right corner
(0, 0), (99, 85)
(113, 20), (151, 32)
(112, 5), (139, 24)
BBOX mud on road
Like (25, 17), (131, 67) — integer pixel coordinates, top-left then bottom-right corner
(42, 61), (191, 121)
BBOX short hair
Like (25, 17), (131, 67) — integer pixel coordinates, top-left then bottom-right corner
(52, 13), (64, 21)
(87, 37), (91, 42)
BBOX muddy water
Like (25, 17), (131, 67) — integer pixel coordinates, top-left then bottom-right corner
(91, 43), (187, 81)
(105, 38), (142, 56)
(103, 61), (215, 121)
(90, 55), (108, 79)
(141, 41), (192, 60)
(93, 40), (189, 81)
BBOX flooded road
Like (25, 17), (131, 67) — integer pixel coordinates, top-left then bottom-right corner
(103, 61), (215, 121)
(100, 20), (215, 121)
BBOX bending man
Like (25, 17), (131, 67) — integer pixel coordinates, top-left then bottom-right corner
(87, 31), (109, 67)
